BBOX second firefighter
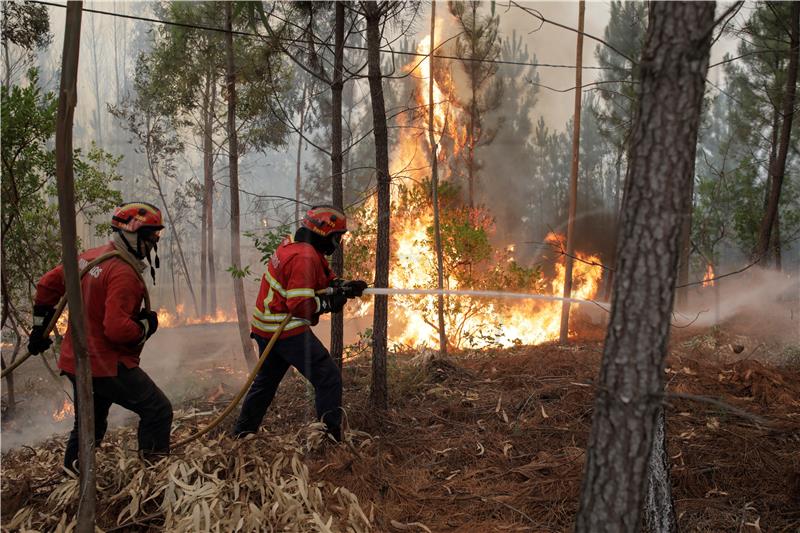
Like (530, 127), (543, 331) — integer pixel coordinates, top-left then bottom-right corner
(233, 205), (367, 441)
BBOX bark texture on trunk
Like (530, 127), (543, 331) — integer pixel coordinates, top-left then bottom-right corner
(330, 2), (346, 368)
(225, 2), (257, 368)
(754, 1), (799, 262)
(575, 3), (715, 531)
(644, 408), (677, 533)
(364, 1), (390, 410)
(559, 0), (584, 343)
(55, 3), (96, 530)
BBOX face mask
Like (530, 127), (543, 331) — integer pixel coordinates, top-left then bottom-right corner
(324, 233), (343, 256)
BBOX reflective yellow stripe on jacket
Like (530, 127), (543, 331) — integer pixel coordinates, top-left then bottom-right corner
(251, 269), (319, 334)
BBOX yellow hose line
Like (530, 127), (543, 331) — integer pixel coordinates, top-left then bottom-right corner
(172, 314), (292, 448)
(1, 251), (150, 379)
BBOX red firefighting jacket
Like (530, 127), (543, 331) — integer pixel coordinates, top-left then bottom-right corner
(35, 242), (148, 377)
(251, 236), (336, 340)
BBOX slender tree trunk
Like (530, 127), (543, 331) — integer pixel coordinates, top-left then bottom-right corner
(112, 0), (120, 103)
(55, 4), (96, 530)
(755, 1), (799, 261)
(773, 211), (781, 270)
(150, 171), (199, 316)
(676, 203), (693, 308)
(295, 82), (308, 229)
(429, 1), (448, 356)
(575, 3), (715, 531)
(4, 42), (11, 88)
(559, 0), (584, 344)
(200, 76), (211, 316)
(762, 101), (782, 267)
(89, 15), (103, 145)
(331, 2), (346, 368)
(468, 1), (477, 208)
(364, 2), (390, 410)
(225, 3), (257, 368)
(208, 80), (217, 315)
(604, 151), (624, 301)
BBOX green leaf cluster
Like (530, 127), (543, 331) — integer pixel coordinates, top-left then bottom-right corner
(1, 70), (123, 324)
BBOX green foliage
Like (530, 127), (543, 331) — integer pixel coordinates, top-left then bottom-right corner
(1, 1), (51, 51)
(693, 2), (800, 261)
(1, 70), (123, 324)
(245, 224), (293, 265)
(226, 264), (252, 279)
(593, 1), (647, 155)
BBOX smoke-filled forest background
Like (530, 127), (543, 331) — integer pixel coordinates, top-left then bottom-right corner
(4, 0), (796, 338)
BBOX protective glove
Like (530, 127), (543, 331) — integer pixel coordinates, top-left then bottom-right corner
(27, 304), (55, 355)
(318, 291), (347, 314)
(342, 280), (368, 298)
(136, 309), (159, 344)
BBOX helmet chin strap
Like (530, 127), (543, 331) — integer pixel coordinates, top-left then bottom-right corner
(119, 230), (159, 284)
(143, 238), (159, 284)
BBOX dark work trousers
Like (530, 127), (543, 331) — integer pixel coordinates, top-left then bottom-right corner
(233, 330), (342, 440)
(63, 364), (173, 471)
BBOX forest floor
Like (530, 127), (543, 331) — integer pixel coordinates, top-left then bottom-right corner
(2, 307), (799, 532)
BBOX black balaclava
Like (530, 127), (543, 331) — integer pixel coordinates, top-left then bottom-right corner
(294, 227), (341, 256)
(116, 228), (160, 283)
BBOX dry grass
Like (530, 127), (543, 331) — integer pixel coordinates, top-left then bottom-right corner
(2, 319), (799, 532)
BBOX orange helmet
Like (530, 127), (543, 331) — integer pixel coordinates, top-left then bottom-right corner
(302, 205), (347, 237)
(111, 202), (164, 233)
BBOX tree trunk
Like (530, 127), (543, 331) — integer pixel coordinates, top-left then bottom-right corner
(364, 1), (390, 410)
(559, 0), (584, 344)
(295, 82), (308, 229)
(225, 2), (257, 369)
(575, 3), (715, 532)
(675, 206), (693, 309)
(55, 4), (96, 530)
(208, 79), (218, 315)
(468, 1), (477, 208)
(604, 151), (624, 301)
(88, 15), (103, 145)
(200, 75), (211, 316)
(330, 2), (346, 369)
(644, 408), (677, 533)
(150, 172), (199, 316)
(754, 1), (799, 262)
(429, 1), (448, 356)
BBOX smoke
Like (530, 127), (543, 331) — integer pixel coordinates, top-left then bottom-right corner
(681, 268), (800, 336)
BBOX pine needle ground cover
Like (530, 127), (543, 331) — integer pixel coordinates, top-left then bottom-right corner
(2, 316), (799, 532)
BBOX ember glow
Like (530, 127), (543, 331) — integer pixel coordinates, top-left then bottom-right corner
(350, 33), (603, 350)
(156, 304), (238, 328)
(52, 399), (74, 422)
(703, 264), (715, 287)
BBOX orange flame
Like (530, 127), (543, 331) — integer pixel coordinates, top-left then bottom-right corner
(703, 263), (715, 287)
(52, 399), (74, 422)
(156, 304), (238, 329)
(351, 33), (605, 350)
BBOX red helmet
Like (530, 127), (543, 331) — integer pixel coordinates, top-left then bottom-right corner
(302, 205), (347, 237)
(111, 202), (164, 233)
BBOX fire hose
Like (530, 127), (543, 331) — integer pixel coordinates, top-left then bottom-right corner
(172, 313), (292, 448)
(173, 286), (602, 448)
(1, 251), (150, 379)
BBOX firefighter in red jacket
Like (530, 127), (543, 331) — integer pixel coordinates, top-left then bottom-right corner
(233, 205), (367, 441)
(28, 202), (173, 471)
